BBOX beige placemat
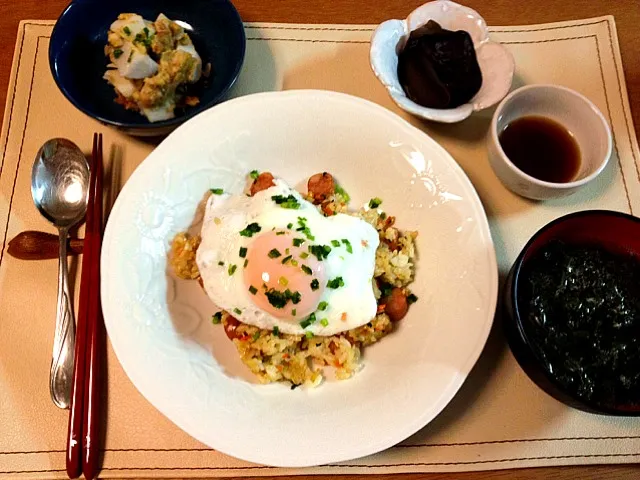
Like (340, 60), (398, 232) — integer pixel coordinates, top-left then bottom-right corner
(1, 17), (640, 479)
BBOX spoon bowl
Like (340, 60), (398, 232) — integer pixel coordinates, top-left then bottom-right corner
(31, 138), (90, 409)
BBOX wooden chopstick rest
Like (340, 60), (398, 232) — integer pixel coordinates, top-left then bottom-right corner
(8, 231), (83, 260)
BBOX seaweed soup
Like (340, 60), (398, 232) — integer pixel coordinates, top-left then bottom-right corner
(519, 240), (640, 408)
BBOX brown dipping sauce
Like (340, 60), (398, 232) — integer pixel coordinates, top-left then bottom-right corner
(499, 116), (581, 183)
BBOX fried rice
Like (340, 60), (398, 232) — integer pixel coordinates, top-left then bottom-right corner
(169, 175), (418, 388)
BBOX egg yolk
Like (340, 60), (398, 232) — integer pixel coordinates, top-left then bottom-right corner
(244, 230), (326, 321)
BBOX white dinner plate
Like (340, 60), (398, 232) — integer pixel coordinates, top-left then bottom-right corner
(101, 90), (498, 467)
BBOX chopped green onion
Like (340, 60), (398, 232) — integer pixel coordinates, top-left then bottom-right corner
(300, 252), (309, 259)
(287, 222), (293, 229)
(380, 283), (393, 298)
(113, 48), (123, 58)
(341, 239), (353, 253)
(249, 170), (260, 179)
(380, 212), (387, 220)
(281, 255), (292, 264)
(291, 259), (298, 267)
(369, 197), (382, 208)
(252, 331), (261, 341)
(233, 307), (242, 315)
(296, 217), (315, 240)
(310, 279), (319, 291)
(300, 313), (316, 329)
(320, 318), (329, 327)
(244, 259), (249, 267)
(291, 309), (297, 316)
(248, 285), (258, 295)
(278, 276), (289, 286)
(273, 326), (280, 336)
(218, 261), (224, 266)
(276, 231), (286, 236)
(127, 50), (134, 62)
(301, 264), (312, 275)
(334, 184), (350, 202)
(327, 277), (344, 289)
(268, 248), (281, 258)
(293, 238), (305, 247)
(211, 312), (222, 324)
(271, 194), (301, 209)
(331, 240), (340, 247)
(317, 301), (328, 311)
(210, 188), (224, 194)
(285, 248), (290, 254)
(228, 264), (237, 275)
(239, 222), (261, 237)
(265, 288), (301, 309)
(305, 331), (314, 339)
(309, 244), (331, 261)
(407, 293), (418, 304)
(239, 247), (247, 258)
(123, 26), (131, 35)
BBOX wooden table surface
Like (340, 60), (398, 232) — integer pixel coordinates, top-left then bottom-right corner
(1, 1), (639, 479)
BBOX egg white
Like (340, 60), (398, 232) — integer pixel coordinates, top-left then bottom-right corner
(196, 178), (380, 336)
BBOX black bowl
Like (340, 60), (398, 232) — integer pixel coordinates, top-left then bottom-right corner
(49, 0), (246, 136)
(504, 210), (640, 416)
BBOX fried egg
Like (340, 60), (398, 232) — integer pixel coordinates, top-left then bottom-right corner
(196, 178), (379, 336)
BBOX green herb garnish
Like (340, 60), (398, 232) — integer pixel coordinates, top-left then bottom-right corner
(407, 293), (418, 304)
(291, 309), (297, 316)
(265, 288), (301, 309)
(273, 326), (280, 336)
(334, 184), (350, 202)
(239, 222), (261, 237)
(244, 259), (248, 267)
(300, 313), (316, 329)
(250, 170), (260, 179)
(287, 222), (293, 229)
(309, 244), (331, 261)
(331, 240), (340, 247)
(210, 188), (224, 194)
(248, 285), (258, 295)
(300, 252), (309, 259)
(228, 264), (237, 275)
(296, 217), (315, 241)
(341, 239), (353, 253)
(239, 247), (248, 258)
(317, 301), (328, 311)
(305, 331), (314, 339)
(310, 279), (319, 291)
(233, 307), (242, 315)
(123, 26), (131, 35)
(320, 318), (329, 327)
(271, 194), (301, 209)
(113, 48), (123, 58)
(211, 312), (222, 324)
(218, 261), (224, 266)
(281, 255), (292, 264)
(301, 265), (312, 275)
(252, 331), (261, 341)
(293, 238), (305, 247)
(369, 197), (382, 208)
(268, 248), (281, 258)
(327, 277), (344, 289)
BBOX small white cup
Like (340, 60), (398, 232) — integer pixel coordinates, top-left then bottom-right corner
(487, 84), (612, 200)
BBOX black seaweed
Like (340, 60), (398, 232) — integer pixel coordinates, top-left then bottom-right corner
(397, 20), (482, 109)
(520, 241), (640, 408)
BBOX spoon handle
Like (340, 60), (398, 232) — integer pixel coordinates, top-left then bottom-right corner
(51, 227), (76, 409)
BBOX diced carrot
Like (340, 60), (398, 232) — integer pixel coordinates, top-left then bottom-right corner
(341, 312), (348, 321)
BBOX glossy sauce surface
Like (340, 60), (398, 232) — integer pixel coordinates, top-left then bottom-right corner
(499, 115), (581, 183)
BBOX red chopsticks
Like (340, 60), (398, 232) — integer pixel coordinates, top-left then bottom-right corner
(66, 133), (105, 479)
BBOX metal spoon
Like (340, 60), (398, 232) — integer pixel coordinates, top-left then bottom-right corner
(31, 138), (90, 409)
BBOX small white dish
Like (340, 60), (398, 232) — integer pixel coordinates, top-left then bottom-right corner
(370, 0), (515, 123)
(488, 84), (612, 200)
(101, 90), (498, 467)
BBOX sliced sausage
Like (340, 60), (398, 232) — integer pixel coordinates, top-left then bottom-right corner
(223, 316), (242, 340)
(250, 172), (275, 196)
(384, 288), (409, 322)
(307, 172), (334, 204)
